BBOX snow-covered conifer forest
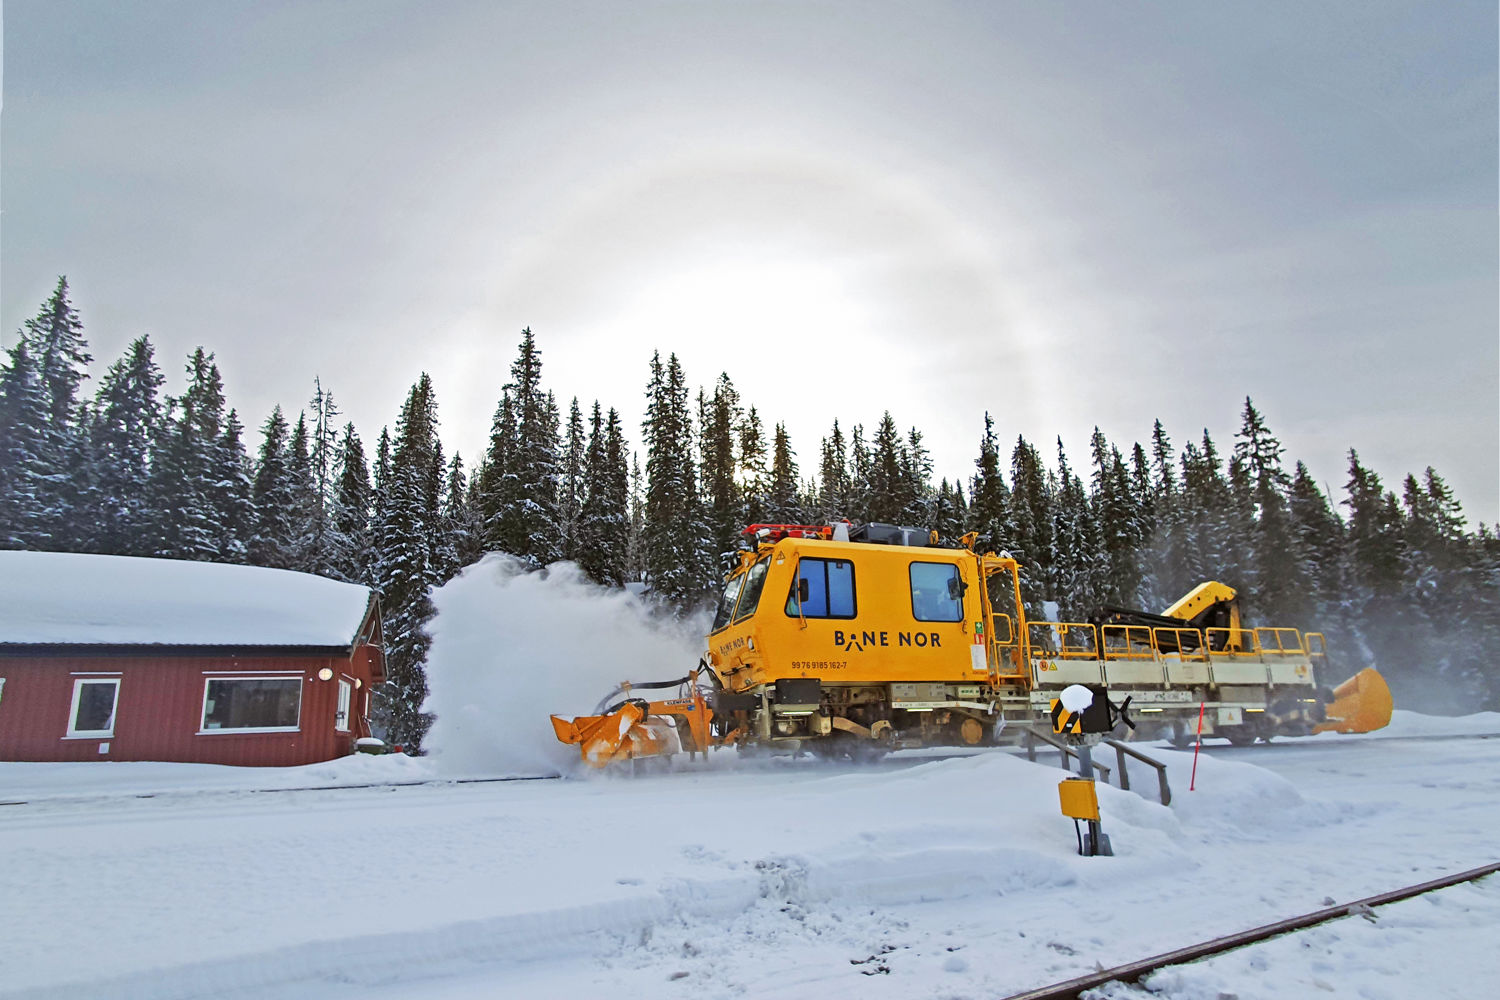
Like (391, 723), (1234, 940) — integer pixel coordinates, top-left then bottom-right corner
(3, 277), (1497, 750)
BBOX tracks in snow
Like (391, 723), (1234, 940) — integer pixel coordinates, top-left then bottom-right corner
(998, 862), (1500, 1000)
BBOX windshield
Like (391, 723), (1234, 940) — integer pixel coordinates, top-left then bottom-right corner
(732, 558), (771, 624)
(711, 570), (746, 632)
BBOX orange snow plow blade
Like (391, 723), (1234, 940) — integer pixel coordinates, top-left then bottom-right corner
(1314, 667), (1394, 734)
(552, 672), (721, 768)
(551, 702), (676, 768)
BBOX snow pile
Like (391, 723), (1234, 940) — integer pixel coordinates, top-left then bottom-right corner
(0, 550), (372, 647)
(0, 754), (430, 801)
(422, 555), (707, 776)
(7, 735), (1498, 998)
(1142, 748), (1353, 833)
(1367, 708), (1500, 739)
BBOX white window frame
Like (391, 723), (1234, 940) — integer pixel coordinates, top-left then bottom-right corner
(197, 675), (304, 735)
(335, 678), (352, 733)
(65, 677), (120, 739)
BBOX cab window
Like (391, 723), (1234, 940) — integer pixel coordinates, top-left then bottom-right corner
(711, 572), (746, 632)
(786, 558), (856, 619)
(732, 559), (771, 623)
(910, 562), (964, 622)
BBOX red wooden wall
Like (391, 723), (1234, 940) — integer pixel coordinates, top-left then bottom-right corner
(0, 644), (384, 766)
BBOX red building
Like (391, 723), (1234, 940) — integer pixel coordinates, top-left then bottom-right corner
(0, 552), (386, 766)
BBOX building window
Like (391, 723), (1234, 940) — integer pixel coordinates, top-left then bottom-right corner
(336, 679), (352, 733)
(786, 558), (856, 619)
(67, 678), (120, 737)
(201, 677), (302, 733)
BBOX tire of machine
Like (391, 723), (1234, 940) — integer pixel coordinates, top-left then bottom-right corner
(1222, 725), (1258, 747)
(959, 717), (986, 746)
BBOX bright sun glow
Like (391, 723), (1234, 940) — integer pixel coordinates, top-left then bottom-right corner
(571, 252), (904, 459)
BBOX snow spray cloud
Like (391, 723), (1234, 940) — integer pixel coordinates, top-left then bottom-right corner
(423, 554), (708, 776)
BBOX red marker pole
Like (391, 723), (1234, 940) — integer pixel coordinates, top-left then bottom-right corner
(1189, 700), (1205, 792)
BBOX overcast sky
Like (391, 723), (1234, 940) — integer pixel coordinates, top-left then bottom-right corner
(4, 0), (1496, 525)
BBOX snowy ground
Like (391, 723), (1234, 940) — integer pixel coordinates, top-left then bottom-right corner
(3, 714), (1498, 1000)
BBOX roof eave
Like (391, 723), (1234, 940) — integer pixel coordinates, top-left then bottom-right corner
(0, 643), (358, 659)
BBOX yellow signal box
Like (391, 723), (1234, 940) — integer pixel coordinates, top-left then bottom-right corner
(1058, 777), (1100, 822)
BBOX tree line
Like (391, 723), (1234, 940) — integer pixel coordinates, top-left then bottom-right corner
(3, 278), (1496, 747)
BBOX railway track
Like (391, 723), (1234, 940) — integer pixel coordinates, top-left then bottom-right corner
(5, 728), (1494, 808)
(0, 772), (562, 809)
(999, 862), (1500, 1000)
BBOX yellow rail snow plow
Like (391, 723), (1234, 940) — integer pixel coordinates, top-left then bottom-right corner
(553, 522), (1394, 767)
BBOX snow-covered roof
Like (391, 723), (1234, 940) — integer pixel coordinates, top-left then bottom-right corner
(0, 551), (375, 649)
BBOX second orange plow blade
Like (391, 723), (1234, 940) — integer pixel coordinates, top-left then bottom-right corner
(1313, 667), (1395, 734)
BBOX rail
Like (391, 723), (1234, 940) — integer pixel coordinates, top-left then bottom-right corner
(1205, 626), (1259, 656)
(1019, 726), (1111, 783)
(1255, 627), (1305, 654)
(1152, 626), (1208, 660)
(1102, 738), (1172, 806)
(1027, 621), (1099, 660)
(1099, 624), (1156, 660)
(998, 862), (1500, 1000)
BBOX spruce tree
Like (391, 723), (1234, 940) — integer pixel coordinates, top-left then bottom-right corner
(931, 478), (967, 545)
(21, 277), (92, 430)
(816, 420), (851, 522)
(85, 337), (165, 555)
(602, 407), (632, 584)
(436, 452), (482, 583)
(1343, 450), (1403, 602)
(847, 424), (872, 523)
(1176, 430), (1238, 596)
(478, 389), (515, 549)
(1090, 428), (1139, 608)
(373, 375), (442, 751)
(1138, 418), (1188, 606)
(149, 348), (231, 561)
(329, 422), (373, 583)
(899, 426), (934, 526)
(212, 409), (255, 563)
(1053, 438), (1102, 618)
(559, 397), (586, 561)
(767, 422), (803, 523)
(700, 373), (743, 570)
(626, 449), (645, 584)
(491, 329), (562, 567)
(866, 412), (904, 522)
(300, 379), (341, 576)
(642, 351), (710, 613)
(575, 401), (612, 584)
(1288, 462), (1351, 663)
(576, 401), (632, 586)
(1009, 435), (1054, 616)
(8, 279), (92, 548)
(249, 406), (296, 568)
(0, 343), (55, 549)
(969, 413), (1013, 555)
(1233, 398), (1307, 623)
(1128, 441), (1162, 609)
(739, 405), (770, 528)
(286, 411), (320, 571)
